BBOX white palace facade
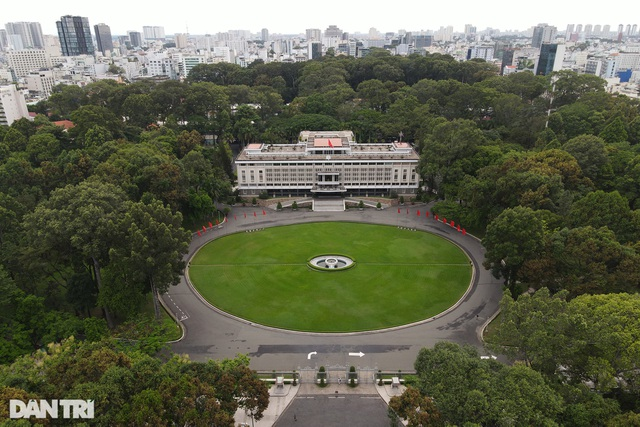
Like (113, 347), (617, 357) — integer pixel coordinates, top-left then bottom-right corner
(235, 131), (421, 197)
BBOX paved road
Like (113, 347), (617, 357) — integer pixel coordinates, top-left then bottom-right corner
(163, 204), (503, 371)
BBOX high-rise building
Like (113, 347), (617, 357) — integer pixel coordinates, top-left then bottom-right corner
(6, 49), (51, 77)
(0, 30), (8, 51)
(143, 26), (165, 40)
(565, 24), (575, 38)
(584, 24), (593, 37)
(309, 41), (322, 59)
(56, 15), (94, 56)
(532, 23), (557, 48)
(5, 22), (44, 49)
(0, 84), (30, 126)
(261, 28), (269, 42)
(128, 31), (143, 48)
(306, 28), (321, 41)
(324, 25), (343, 38)
(535, 43), (566, 75)
(94, 23), (113, 56)
(175, 33), (188, 49)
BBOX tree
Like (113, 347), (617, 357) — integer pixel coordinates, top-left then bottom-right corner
(68, 105), (123, 144)
(599, 116), (629, 144)
(413, 342), (563, 425)
(23, 180), (128, 328)
(482, 206), (545, 294)
(389, 386), (442, 426)
(563, 135), (610, 185)
(569, 190), (637, 243)
(108, 199), (190, 319)
(48, 84), (87, 117)
(122, 93), (157, 128)
(486, 288), (574, 374)
(520, 226), (640, 296)
(551, 70), (606, 107)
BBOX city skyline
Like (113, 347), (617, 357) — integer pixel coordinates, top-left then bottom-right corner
(6, 0), (639, 37)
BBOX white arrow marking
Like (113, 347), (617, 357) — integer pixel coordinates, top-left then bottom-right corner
(348, 352), (365, 357)
(307, 351), (317, 360)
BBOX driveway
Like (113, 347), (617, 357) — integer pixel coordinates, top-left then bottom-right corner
(163, 204), (502, 371)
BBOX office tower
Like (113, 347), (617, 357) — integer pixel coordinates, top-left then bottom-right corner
(309, 41), (322, 59)
(128, 31), (143, 48)
(5, 22), (44, 49)
(261, 28), (269, 41)
(532, 23), (557, 48)
(535, 43), (566, 75)
(632, 25), (638, 36)
(56, 15), (94, 56)
(413, 34), (432, 48)
(94, 23), (113, 56)
(501, 48), (515, 75)
(324, 25), (342, 38)
(593, 25), (602, 36)
(306, 28), (321, 41)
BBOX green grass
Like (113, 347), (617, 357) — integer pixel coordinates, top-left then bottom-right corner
(189, 222), (471, 332)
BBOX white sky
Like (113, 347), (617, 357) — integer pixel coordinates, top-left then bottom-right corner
(5, 0), (640, 36)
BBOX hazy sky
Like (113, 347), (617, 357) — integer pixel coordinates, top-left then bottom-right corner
(5, 0), (639, 36)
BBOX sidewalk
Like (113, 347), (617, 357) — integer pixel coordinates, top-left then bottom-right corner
(234, 382), (407, 426)
(235, 383), (300, 427)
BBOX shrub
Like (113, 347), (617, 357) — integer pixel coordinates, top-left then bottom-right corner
(258, 191), (269, 200)
(358, 200), (364, 209)
(349, 366), (357, 387)
(376, 202), (382, 209)
(292, 201), (298, 210)
(251, 197), (257, 205)
(399, 196), (405, 205)
(276, 201), (282, 210)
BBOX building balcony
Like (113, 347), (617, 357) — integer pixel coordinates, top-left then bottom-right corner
(310, 184), (347, 193)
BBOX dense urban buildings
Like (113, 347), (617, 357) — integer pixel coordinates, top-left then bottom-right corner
(235, 131), (420, 197)
(0, 17), (639, 104)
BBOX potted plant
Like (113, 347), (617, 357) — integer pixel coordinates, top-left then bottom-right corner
(251, 197), (257, 206)
(349, 366), (357, 387)
(318, 366), (326, 387)
(292, 201), (298, 211)
(376, 202), (382, 210)
(276, 201), (282, 211)
(358, 200), (364, 210)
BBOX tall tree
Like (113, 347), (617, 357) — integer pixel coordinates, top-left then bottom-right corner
(23, 180), (127, 327)
(482, 206), (545, 294)
(108, 199), (190, 319)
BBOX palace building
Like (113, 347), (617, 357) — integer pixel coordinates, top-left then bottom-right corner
(235, 131), (420, 197)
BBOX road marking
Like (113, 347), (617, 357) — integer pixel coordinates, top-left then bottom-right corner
(307, 351), (317, 359)
(348, 351), (365, 357)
